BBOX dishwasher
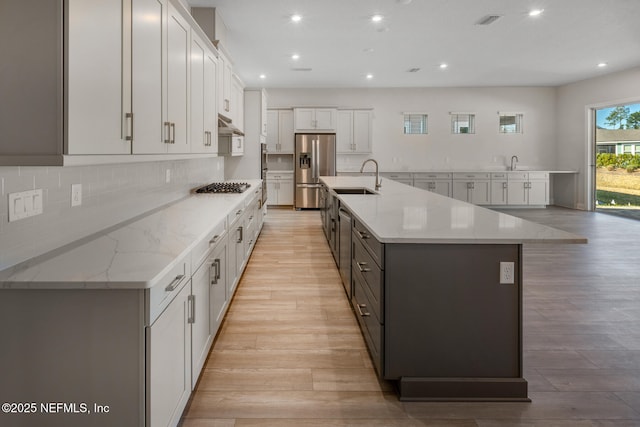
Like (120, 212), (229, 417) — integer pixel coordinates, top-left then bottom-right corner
(338, 206), (352, 299)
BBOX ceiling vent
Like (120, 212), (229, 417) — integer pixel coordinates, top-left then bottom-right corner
(476, 15), (503, 25)
(291, 67), (312, 72)
(407, 68), (421, 73)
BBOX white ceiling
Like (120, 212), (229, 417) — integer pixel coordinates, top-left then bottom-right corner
(186, 0), (640, 89)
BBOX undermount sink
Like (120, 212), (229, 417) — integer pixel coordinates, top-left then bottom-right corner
(333, 187), (377, 195)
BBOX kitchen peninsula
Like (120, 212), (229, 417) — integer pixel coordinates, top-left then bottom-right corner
(321, 175), (586, 401)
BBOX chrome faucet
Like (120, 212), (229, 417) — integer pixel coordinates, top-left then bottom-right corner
(510, 155), (519, 171)
(360, 158), (382, 190)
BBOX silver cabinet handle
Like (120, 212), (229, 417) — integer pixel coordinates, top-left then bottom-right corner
(187, 295), (195, 324)
(209, 234), (219, 245)
(170, 123), (176, 144)
(356, 303), (370, 317)
(357, 230), (370, 240)
(165, 274), (185, 292)
(210, 259), (220, 285)
(236, 209), (242, 216)
(237, 226), (243, 243)
(164, 122), (171, 144)
(503, 182), (508, 189)
(356, 261), (371, 273)
(125, 112), (134, 141)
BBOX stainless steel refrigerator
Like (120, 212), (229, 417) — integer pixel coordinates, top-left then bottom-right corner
(295, 134), (336, 209)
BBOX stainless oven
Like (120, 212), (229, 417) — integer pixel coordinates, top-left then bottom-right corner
(260, 143), (267, 205)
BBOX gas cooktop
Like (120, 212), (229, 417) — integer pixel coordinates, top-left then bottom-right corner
(194, 182), (250, 194)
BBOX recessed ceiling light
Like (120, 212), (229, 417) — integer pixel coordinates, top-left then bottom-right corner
(259, 74), (266, 79)
(291, 14), (302, 22)
(528, 9), (544, 17)
(292, 54), (300, 60)
(439, 63), (448, 69)
(366, 74), (374, 79)
(363, 48), (375, 53)
(598, 62), (608, 68)
(371, 15), (383, 23)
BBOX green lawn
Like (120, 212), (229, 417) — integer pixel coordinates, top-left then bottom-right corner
(596, 189), (640, 207)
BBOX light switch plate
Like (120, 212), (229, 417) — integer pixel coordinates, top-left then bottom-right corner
(8, 189), (43, 222)
(71, 184), (82, 207)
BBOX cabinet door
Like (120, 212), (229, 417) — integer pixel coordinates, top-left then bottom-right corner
(266, 180), (279, 205)
(507, 181), (528, 205)
(231, 136), (244, 155)
(266, 110), (279, 152)
(131, 0), (164, 154)
(203, 50), (218, 153)
(166, 5), (190, 153)
(491, 181), (508, 205)
(434, 181), (452, 197)
(279, 179), (294, 205)
(294, 108), (315, 130)
(353, 110), (372, 153)
(452, 181), (471, 202)
(336, 110), (354, 153)
(528, 180), (549, 205)
(314, 108), (336, 130)
(279, 110), (295, 153)
(190, 34), (205, 152)
(260, 90), (268, 136)
(231, 77), (244, 132)
(470, 181), (491, 205)
(210, 239), (228, 337)
(67, 0), (131, 155)
(147, 282), (191, 427)
(190, 259), (212, 388)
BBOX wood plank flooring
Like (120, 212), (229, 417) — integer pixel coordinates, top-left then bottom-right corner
(180, 206), (640, 426)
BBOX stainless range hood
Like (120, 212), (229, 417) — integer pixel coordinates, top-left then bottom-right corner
(218, 114), (244, 136)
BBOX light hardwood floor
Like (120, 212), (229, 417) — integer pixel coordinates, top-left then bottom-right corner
(180, 206), (640, 426)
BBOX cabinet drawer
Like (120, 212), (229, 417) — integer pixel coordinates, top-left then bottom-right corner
(227, 203), (245, 227)
(381, 172), (412, 179)
(147, 259), (190, 325)
(352, 239), (383, 321)
(352, 273), (383, 376)
(507, 172), (528, 181)
(528, 172), (549, 180)
(352, 218), (383, 267)
(453, 172), (490, 180)
(414, 172), (452, 180)
(191, 221), (227, 272)
(491, 173), (508, 179)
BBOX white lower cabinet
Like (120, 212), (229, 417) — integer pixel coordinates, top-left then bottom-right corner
(490, 173), (508, 205)
(381, 172), (413, 186)
(413, 173), (452, 197)
(506, 172), (549, 206)
(147, 280), (191, 427)
(452, 173), (491, 205)
(267, 172), (294, 205)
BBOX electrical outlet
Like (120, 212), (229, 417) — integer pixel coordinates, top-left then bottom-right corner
(500, 262), (515, 284)
(71, 184), (82, 207)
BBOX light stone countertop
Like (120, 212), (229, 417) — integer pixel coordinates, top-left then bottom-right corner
(0, 180), (263, 290)
(321, 176), (587, 245)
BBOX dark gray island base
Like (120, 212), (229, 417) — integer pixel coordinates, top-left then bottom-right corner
(351, 220), (528, 401)
(320, 176), (585, 402)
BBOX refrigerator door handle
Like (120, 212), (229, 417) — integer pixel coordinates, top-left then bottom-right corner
(297, 183), (323, 188)
(311, 139), (318, 180)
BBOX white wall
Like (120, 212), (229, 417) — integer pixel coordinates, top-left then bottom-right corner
(268, 87), (558, 172)
(0, 158), (224, 271)
(555, 66), (640, 209)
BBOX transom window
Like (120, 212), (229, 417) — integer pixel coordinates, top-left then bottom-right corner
(499, 112), (524, 133)
(450, 113), (475, 134)
(403, 113), (428, 134)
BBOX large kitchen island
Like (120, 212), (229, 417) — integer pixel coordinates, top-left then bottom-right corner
(320, 175), (586, 402)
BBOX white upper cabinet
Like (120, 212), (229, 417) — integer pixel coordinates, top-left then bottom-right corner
(190, 31), (218, 154)
(266, 109), (294, 153)
(130, 0), (165, 155)
(294, 108), (337, 132)
(231, 75), (245, 132)
(67, 0), (131, 155)
(217, 51), (233, 117)
(336, 109), (372, 154)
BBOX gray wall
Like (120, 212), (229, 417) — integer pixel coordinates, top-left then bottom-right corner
(0, 157), (224, 271)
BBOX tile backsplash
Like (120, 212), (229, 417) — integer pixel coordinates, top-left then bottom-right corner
(0, 157), (224, 271)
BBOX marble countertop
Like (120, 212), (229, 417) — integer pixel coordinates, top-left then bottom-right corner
(321, 176), (587, 245)
(0, 180), (263, 290)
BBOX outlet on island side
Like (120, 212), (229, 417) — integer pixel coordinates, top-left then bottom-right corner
(500, 261), (515, 284)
